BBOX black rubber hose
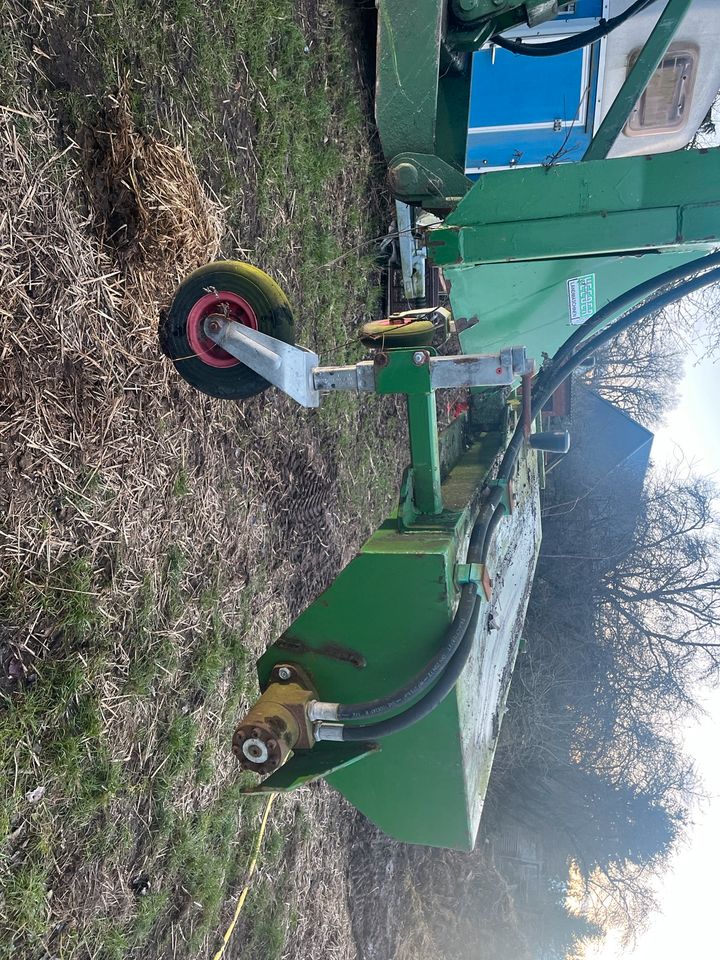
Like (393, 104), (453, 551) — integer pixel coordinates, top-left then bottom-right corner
(451, 255), (720, 592)
(498, 262), (720, 485)
(480, 505), (505, 564)
(491, 0), (655, 58)
(336, 487), (506, 721)
(341, 596), (482, 741)
(467, 499), (497, 563)
(336, 584), (477, 720)
(537, 265), (720, 408)
(551, 250), (720, 373)
(335, 501), (504, 735)
(333, 254), (720, 735)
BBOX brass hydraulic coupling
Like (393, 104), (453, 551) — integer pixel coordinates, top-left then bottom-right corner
(232, 663), (316, 775)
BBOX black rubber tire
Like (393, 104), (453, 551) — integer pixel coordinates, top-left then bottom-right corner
(159, 261), (295, 400)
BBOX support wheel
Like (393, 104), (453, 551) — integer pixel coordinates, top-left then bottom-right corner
(159, 261), (295, 400)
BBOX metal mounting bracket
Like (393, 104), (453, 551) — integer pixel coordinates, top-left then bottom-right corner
(486, 476), (514, 515)
(206, 316), (533, 409)
(395, 200), (427, 301)
(205, 315), (321, 406)
(455, 562), (493, 601)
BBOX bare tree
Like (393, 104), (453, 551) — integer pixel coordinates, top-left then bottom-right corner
(486, 453), (718, 954)
(668, 281), (720, 361)
(577, 862), (662, 947)
(584, 313), (682, 426)
(598, 469), (720, 666)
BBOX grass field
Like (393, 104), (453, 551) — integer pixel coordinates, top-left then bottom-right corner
(0, 1), (404, 957)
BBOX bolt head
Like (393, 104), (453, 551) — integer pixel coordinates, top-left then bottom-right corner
(389, 161), (419, 192)
(412, 351), (428, 366)
(277, 666), (292, 681)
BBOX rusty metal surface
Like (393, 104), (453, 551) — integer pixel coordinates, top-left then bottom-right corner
(275, 635), (367, 670)
(232, 664), (317, 774)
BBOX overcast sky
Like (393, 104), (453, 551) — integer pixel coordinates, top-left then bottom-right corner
(588, 351), (720, 959)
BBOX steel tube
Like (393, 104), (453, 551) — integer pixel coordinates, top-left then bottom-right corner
(313, 362), (376, 393)
(206, 317), (282, 370)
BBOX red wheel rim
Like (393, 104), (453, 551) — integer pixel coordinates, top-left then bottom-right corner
(186, 290), (259, 368)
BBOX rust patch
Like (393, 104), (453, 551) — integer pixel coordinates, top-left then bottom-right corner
(454, 315), (480, 334)
(318, 643), (367, 669)
(267, 714), (289, 735)
(276, 635), (367, 669)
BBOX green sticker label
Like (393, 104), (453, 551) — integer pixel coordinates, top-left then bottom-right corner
(567, 274), (596, 325)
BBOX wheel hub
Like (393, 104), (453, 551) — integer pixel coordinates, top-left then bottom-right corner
(186, 290), (258, 368)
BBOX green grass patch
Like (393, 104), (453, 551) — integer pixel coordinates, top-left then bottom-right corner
(0, 0), (399, 956)
(41, 556), (104, 643)
(242, 875), (291, 960)
(172, 466), (191, 498)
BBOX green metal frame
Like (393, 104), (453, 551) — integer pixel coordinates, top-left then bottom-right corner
(374, 348), (444, 515)
(252, 414), (541, 849)
(427, 148), (720, 267)
(375, 0), (570, 208)
(375, 0), (445, 162)
(425, 0), (718, 368)
(376, 0), (700, 205)
(450, 0), (556, 29)
(235, 1), (716, 851)
(406, 394), (443, 514)
(441, 247), (703, 370)
(388, 153), (473, 210)
(244, 742), (378, 794)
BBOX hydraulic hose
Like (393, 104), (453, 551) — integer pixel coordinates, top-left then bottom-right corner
(480, 505), (506, 564)
(323, 482), (507, 724)
(537, 265), (720, 408)
(334, 584), (477, 721)
(498, 261), (720, 486)
(316, 251), (720, 741)
(491, 0), (655, 58)
(340, 596), (483, 741)
(312, 498), (502, 736)
(550, 250), (720, 373)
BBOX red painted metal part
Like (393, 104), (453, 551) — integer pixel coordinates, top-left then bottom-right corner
(186, 290), (258, 368)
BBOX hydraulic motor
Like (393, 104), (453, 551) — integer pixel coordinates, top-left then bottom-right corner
(232, 664), (317, 775)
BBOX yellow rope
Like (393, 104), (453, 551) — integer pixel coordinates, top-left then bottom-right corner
(212, 792), (277, 960)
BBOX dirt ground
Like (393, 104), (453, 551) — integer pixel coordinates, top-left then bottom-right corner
(0, 3), (533, 959)
(0, 1), (415, 958)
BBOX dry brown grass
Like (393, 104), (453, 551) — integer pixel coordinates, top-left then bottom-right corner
(0, 2), (400, 957)
(397, 848), (529, 960)
(0, 97), (355, 958)
(79, 89), (222, 323)
(345, 825), (530, 960)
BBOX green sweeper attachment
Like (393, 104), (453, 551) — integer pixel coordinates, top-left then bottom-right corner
(158, 0), (720, 849)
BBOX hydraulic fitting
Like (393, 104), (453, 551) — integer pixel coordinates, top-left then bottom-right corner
(232, 663), (317, 775)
